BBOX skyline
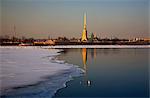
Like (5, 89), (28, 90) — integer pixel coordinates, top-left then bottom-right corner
(1, 0), (149, 39)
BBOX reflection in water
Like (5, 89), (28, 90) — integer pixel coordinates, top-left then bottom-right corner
(54, 49), (149, 97)
(82, 48), (89, 86)
(82, 48), (97, 86)
(82, 48), (87, 71)
(94, 48), (96, 60)
(90, 48), (97, 60)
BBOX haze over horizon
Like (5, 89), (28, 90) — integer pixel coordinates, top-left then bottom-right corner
(1, 0), (149, 39)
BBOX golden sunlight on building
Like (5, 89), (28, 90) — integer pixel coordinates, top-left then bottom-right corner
(34, 40), (55, 45)
(144, 38), (150, 42)
(81, 13), (88, 42)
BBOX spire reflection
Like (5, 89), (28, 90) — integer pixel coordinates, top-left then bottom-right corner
(82, 48), (91, 86)
(82, 48), (87, 72)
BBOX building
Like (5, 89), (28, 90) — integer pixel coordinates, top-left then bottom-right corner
(89, 32), (94, 42)
(81, 13), (88, 42)
(33, 39), (55, 46)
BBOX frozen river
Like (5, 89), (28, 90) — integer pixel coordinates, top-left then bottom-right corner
(0, 46), (83, 98)
(0, 45), (149, 98)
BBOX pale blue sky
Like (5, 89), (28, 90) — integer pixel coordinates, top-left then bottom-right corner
(1, 0), (149, 39)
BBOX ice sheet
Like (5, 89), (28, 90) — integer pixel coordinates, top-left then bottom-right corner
(0, 46), (83, 97)
(42, 45), (150, 49)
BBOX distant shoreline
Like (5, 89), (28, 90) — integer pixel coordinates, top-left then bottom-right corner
(1, 45), (150, 49)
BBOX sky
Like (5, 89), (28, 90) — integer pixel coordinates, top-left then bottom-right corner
(1, 0), (149, 39)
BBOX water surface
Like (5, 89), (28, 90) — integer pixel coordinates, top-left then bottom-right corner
(54, 48), (149, 97)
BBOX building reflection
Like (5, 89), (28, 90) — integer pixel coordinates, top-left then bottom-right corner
(82, 48), (87, 72)
(90, 48), (97, 60)
(94, 48), (96, 60)
(81, 48), (94, 86)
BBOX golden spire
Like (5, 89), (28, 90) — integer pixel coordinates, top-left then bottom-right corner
(84, 12), (86, 29)
(81, 12), (88, 42)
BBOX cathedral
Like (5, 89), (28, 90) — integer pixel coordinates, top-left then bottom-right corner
(81, 13), (88, 42)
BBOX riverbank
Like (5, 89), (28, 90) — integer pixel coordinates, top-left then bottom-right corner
(42, 45), (150, 49)
(1, 45), (150, 49)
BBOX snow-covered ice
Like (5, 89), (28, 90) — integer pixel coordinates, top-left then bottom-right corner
(42, 45), (150, 49)
(0, 46), (83, 98)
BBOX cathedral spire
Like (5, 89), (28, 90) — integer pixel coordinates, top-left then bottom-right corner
(81, 12), (88, 42)
(84, 12), (87, 29)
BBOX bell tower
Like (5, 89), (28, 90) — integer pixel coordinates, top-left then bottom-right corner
(81, 13), (88, 42)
